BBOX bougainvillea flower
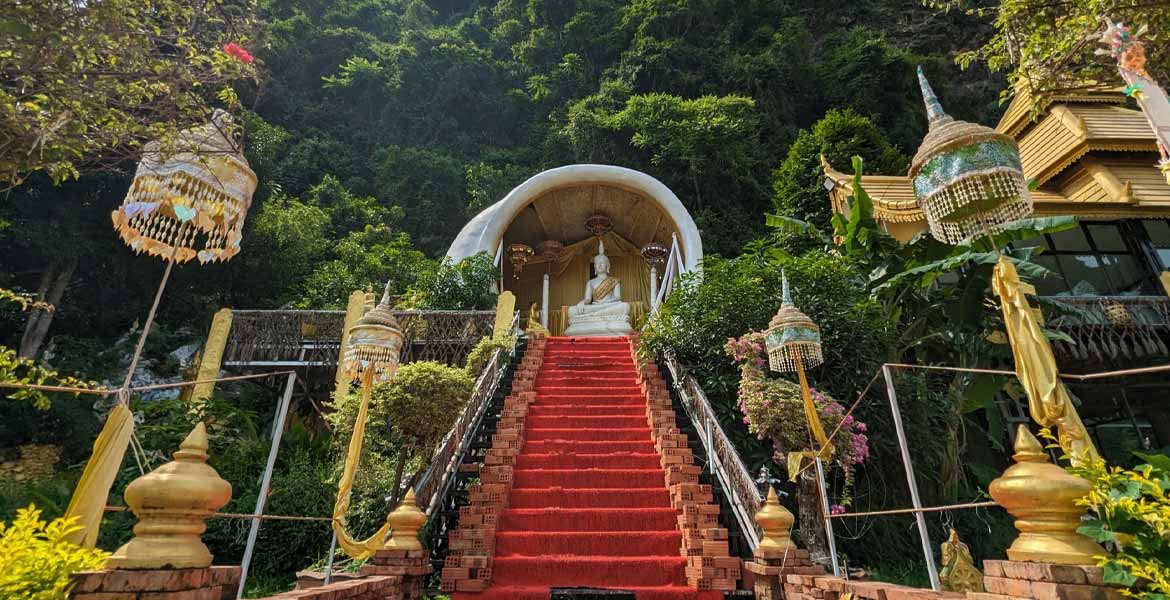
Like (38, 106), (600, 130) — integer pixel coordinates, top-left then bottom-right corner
(222, 43), (254, 64)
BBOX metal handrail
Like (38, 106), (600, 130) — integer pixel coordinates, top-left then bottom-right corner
(662, 352), (762, 551)
(414, 312), (521, 516)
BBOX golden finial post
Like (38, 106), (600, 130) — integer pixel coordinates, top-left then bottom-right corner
(385, 488), (427, 551)
(988, 425), (1105, 565)
(754, 486), (797, 557)
(107, 423), (232, 569)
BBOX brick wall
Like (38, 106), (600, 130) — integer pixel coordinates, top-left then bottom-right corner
(256, 575), (402, 599)
(70, 566), (241, 600)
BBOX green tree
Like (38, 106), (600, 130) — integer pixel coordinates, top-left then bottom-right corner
(0, 0), (262, 186)
(936, 0), (1170, 107)
(771, 109), (908, 229)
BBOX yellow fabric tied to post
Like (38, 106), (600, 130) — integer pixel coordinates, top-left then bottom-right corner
(991, 256), (1099, 465)
(64, 403), (135, 547)
(332, 384), (393, 560)
(786, 381), (834, 482)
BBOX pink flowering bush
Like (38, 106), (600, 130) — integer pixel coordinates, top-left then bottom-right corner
(724, 332), (870, 504)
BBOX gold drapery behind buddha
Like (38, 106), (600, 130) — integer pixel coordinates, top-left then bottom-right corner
(991, 256), (1099, 465)
(506, 232), (651, 335)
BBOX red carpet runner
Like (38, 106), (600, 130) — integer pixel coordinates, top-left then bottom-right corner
(453, 336), (722, 600)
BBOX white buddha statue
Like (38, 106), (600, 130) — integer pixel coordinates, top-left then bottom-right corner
(564, 240), (633, 337)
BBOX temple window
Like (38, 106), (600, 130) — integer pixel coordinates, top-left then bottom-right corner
(1019, 221), (1166, 296)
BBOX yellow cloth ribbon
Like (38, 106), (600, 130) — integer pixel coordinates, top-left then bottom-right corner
(64, 403), (134, 547)
(991, 256), (1099, 465)
(332, 377), (393, 560)
(786, 360), (833, 481)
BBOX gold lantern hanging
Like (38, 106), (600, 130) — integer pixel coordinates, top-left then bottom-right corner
(536, 240), (564, 263)
(910, 67), (1032, 245)
(508, 243), (534, 278)
(640, 242), (668, 269)
(113, 110), (257, 264)
(584, 212), (614, 237)
(765, 272), (824, 374)
(341, 282), (406, 384)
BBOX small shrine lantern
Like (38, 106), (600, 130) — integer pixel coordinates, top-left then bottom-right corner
(765, 273), (823, 374)
(910, 67), (1032, 245)
(508, 243), (534, 278)
(113, 110), (257, 264)
(341, 283), (405, 384)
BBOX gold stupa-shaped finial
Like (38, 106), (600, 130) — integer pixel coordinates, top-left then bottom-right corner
(107, 423), (232, 569)
(988, 426), (1105, 565)
(754, 486), (797, 557)
(385, 488), (427, 551)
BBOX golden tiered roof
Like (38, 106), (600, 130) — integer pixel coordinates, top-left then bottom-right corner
(822, 85), (1169, 240)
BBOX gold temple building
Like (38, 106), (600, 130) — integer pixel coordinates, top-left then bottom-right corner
(823, 85), (1170, 459)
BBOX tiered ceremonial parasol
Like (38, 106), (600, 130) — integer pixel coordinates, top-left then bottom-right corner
(508, 243), (534, 278)
(333, 282), (406, 559)
(764, 272), (832, 475)
(910, 67), (1032, 245)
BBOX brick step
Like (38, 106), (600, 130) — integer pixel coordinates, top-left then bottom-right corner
(513, 468), (666, 489)
(526, 415), (649, 429)
(499, 508), (679, 531)
(507, 487), (671, 509)
(514, 452), (663, 470)
(521, 440), (657, 454)
(524, 427), (651, 442)
(453, 585), (721, 600)
(536, 374), (638, 384)
(491, 556), (687, 587)
(495, 531), (682, 557)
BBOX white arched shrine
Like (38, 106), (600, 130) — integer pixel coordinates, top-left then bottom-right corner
(447, 164), (702, 270)
(446, 164), (702, 335)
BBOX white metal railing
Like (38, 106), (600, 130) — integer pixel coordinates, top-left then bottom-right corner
(662, 352), (762, 551)
(414, 312), (520, 516)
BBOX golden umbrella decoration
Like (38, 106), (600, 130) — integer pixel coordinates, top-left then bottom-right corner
(764, 272), (832, 481)
(113, 109), (256, 264)
(333, 283), (406, 559)
(64, 111), (257, 548)
(910, 67), (1098, 464)
(910, 68), (1032, 245)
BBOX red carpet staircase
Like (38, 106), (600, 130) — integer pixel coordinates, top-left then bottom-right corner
(443, 336), (734, 600)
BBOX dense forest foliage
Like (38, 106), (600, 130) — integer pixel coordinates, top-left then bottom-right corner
(0, 0), (1059, 594)
(1, 0), (1003, 352)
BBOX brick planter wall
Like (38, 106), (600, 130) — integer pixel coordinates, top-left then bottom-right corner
(257, 575), (402, 599)
(69, 566), (241, 600)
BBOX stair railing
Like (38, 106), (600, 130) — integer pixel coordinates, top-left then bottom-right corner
(413, 312), (520, 516)
(662, 352), (762, 551)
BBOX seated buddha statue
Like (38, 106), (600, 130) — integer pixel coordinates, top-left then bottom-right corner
(564, 240), (633, 337)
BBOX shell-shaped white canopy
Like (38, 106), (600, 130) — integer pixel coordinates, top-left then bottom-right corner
(446, 164), (703, 271)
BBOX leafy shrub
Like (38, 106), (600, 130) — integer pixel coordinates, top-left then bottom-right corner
(725, 334), (869, 487)
(0, 505), (109, 599)
(464, 335), (515, 377)
(328, 361), (475, 530)
(1071, 451), (1170, 598)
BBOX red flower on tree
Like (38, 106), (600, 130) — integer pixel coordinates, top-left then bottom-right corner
(222, 43), (254, 64)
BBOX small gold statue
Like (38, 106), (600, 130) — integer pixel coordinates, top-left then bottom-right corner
(939, 528), (984, 593)
(526, 302), (549, 336)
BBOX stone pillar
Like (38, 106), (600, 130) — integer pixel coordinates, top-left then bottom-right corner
(989, 426), (1105, 565)
(71, 423), (237, 599)
(361, 489), (431, 599)
(333, 290), (369, 401)
(191, 308), (233, 404)
(746, 487), (824, 600)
